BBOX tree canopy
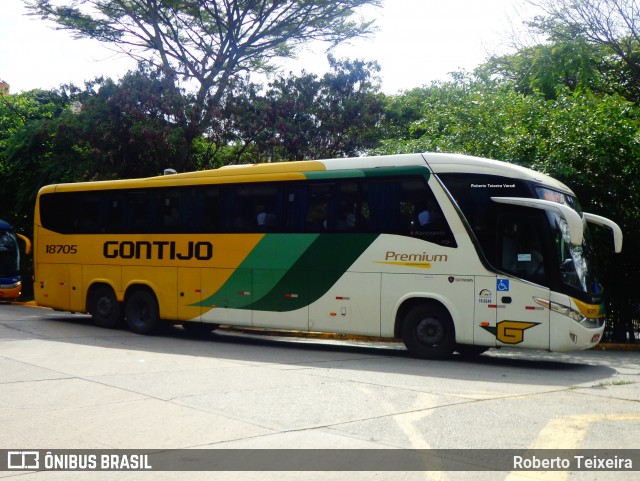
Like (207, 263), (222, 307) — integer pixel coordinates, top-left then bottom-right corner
(517, 0), (640, 101)
(26, 0), (381, 169)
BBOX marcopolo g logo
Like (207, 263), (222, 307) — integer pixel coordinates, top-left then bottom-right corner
(103, 241), (213, 261)
(481, 320), (539, 344)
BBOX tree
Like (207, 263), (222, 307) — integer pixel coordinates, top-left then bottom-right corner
(2, 70), (191, 225)
(478, 37), (608, 100)
(201, 56), (384, 164)
(26, 0), (381, 170)
(523, 0), (640, 101)
(262, 56), (384, 161)
(0, 88), (69, 230)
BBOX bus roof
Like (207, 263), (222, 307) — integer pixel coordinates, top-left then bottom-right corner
(38, 153), (574, 195)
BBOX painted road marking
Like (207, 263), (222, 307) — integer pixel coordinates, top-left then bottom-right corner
(505, 413), (640, 481)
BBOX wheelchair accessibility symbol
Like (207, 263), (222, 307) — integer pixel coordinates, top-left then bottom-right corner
(497, 279), (510, 292)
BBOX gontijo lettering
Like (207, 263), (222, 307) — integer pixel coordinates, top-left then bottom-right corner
(103, 241), (213, 260)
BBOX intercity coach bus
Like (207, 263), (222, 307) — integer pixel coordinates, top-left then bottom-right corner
(33, 153), (622, 359)
(0, 219), (31, 302)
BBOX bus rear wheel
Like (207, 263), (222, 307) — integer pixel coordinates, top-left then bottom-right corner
(125, 289), (160, 335)
(88, 285), (121, 329)
(401, 303), (455, 360)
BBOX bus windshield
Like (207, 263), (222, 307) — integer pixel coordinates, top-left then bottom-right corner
(0, 229), (20, 277)
(438, 173), (605, 302)
(537, 187), (601, 297)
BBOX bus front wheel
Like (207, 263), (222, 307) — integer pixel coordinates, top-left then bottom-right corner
(88, 285), (121, 329)
(401, 303), (455, 360)
(125, 289), (160, 335)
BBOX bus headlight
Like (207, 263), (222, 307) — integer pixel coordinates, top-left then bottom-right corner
(534, 298), (585, 323)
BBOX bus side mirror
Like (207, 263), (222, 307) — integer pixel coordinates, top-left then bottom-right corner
(491, 197), (584, 247)
(17, 233), (32, 255)
(583, 213), (623, 253)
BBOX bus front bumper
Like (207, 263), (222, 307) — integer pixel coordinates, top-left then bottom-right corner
(550, 315), (605, 352)
(0, 280), (22, 301)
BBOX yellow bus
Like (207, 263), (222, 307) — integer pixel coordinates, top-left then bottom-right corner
(33, 153), (622, 359)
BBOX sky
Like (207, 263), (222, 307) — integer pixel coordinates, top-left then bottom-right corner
(0, 0), (537, 95)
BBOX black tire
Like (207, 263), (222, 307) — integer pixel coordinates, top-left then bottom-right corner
(88, 285), (121, 328)
(125, 289), (160, 335)
(401, 303), (455, 360)
(455, 344), (490, 357)
(182, 322), (219, 336)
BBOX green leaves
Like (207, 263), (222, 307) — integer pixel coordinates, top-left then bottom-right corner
(25, 0), (381, 142)
(202, 56), (384, 164)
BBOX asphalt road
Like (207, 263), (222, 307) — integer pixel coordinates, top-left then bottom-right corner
(1, 304), (639, 481)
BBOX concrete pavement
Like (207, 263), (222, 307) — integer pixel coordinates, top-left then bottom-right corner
(1, 304), (639, 480)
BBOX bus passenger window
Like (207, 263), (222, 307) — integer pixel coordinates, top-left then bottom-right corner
(306, 201), (328, 231)
(76, 195), (102, 233)
(162, 192), (181, 231)
(362, 176), (456, 247)
(336, 201), (357, 231)
(306, 183), (332, 232)
(256, 208), (278, 231)
(227, 183), (285, 233)
(201, 187), (223, 232)
(499, 217), (546, 285)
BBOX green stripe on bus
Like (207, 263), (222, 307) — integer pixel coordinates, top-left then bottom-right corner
(196, 234), (318, 309)
(196, 233), (378, 312)
(304, 166), (429, 180)
(304, 170), (366, 180)
(250, 233), (379, 312)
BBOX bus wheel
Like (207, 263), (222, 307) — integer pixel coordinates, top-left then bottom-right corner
(401, 304), (455, 360)
(88, 285), (121, 329)
(125, 289), (160, 335)
(456, 344), (490, 357)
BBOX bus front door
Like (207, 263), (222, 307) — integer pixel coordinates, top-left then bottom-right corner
(494, 277), (550, 350)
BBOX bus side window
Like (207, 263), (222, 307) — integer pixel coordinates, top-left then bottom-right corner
(364, 176), (456, 247)
(107, 193), (125, 234)
(75, 194), (102, 233)
(162, 190), (182, 232)
(226, 183), (285, 233)
(365, 179), (401, 232)
(201, 186), (223, 233)
(127, 190), (164, 233)
(335, 182), (358, 232)
(124, 191), (153, 233)
(306, 183), (331, 232)
(286, 183), (308, 232)
(499, 215), (546, 285)
(40, 193), (75, 234)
